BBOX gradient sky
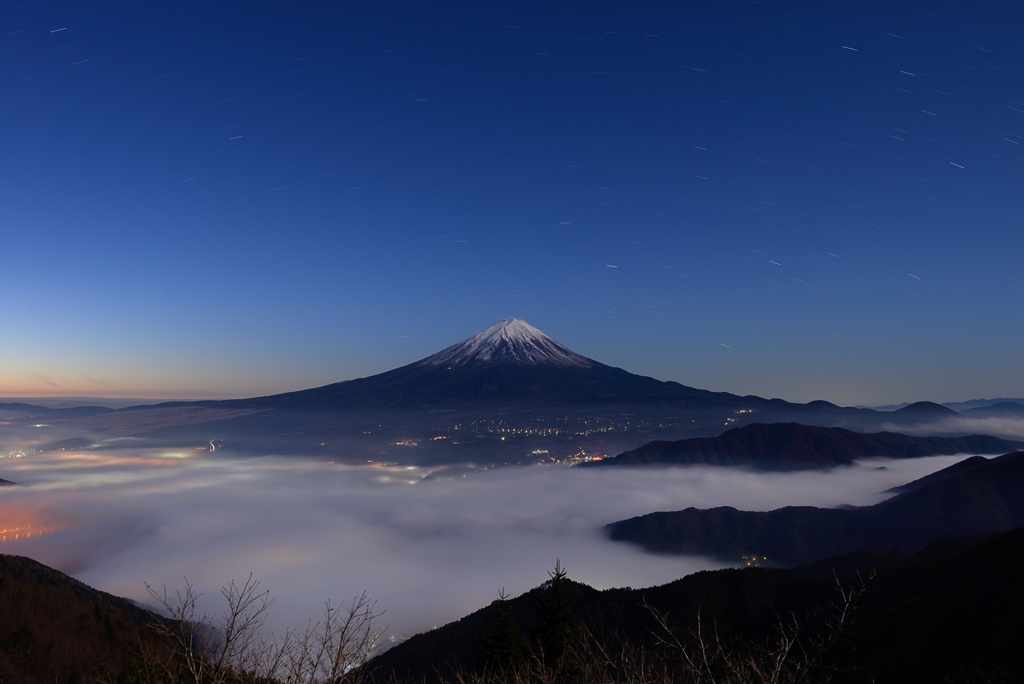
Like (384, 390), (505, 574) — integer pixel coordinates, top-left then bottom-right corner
(2, 0), (1022, 404)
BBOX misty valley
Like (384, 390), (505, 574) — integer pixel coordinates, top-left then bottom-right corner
(3, 321), (1024, 683)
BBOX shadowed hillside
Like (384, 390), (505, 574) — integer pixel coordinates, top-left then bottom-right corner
(583, 422), (1021, 470)
(366, 527), (1024, 683)
(3, 528), (1023, 683)
(606, 450), (1024, 565)
(0, 554), (173, 684)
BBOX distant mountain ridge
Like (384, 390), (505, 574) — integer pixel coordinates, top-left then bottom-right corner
(583, 422), (1022, 471)
(887, 400), (961, 420)
(869, 398), (1024, 412)
(963, 401), (1024, 418)
(943, 397), (1024, 412)
(605, 450), (1024, 566)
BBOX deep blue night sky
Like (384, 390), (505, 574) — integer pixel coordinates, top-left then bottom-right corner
(2, 0), (1022, 404)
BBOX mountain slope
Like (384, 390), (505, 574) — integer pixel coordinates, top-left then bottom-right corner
(230, 319), (757, 409)
(887, 400), (962, 421)
(0, 554), (174, 683)
(367, 528), (1024, 684)
(605, 450), (1024, 565)
(884, 455), (990, 493)
(583, 422), (1021, 471)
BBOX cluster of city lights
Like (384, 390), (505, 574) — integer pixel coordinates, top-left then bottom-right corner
(0, 524), (56, 543)
(2, 449), (39, 459)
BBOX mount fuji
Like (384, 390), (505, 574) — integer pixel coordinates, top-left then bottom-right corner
(9, 319), (999, 461)
(238, 319), (753, 409)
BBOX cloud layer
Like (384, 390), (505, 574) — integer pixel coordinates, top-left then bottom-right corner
(0, 423), (982, 640)
(881, 415), (1024, 442)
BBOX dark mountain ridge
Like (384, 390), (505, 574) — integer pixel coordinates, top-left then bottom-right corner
(884, 455), (989, 493)
(887, 400), (961, 419)
(5, 529), (1023, 684)
(367, 527), (1024, 683)
(606, 450), (1024, 565)
(0, 554), (174, 683)
(946, 397), (1024, 412)
(583, 422), (1022, 471)
(0, 402), (113, 418)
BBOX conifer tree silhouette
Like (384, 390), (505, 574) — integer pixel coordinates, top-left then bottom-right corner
(477, 589), (528, 672)
(532, 559), (580, 666)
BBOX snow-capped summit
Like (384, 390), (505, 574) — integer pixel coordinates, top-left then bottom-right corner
(423, 319), (593, 369)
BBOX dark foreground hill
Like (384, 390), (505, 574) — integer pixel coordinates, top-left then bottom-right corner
(3, 529), (1023, 684)
(606, 450), (1024, 565)
(0, 554), (173, 684)
(366, 527), (1024, 684)
(583, 422), (1021, 471)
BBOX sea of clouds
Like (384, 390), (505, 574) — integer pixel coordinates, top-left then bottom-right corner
(0, 420), (997, 642)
